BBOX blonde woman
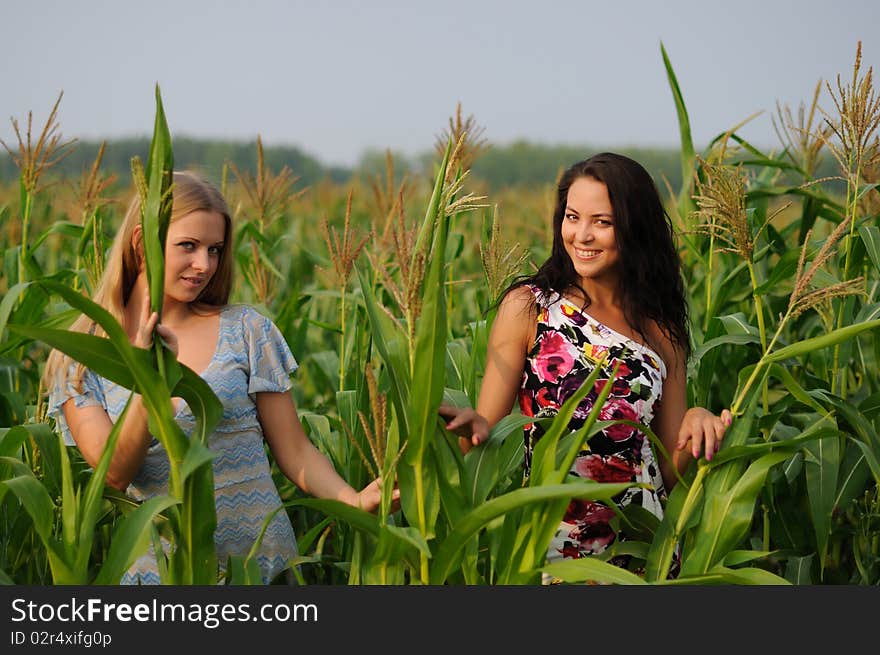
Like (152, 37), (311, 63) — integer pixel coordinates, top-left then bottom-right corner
(45, 171), (393, 584)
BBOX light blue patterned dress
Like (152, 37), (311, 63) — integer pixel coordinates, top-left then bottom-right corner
(48, 304), (299, 584)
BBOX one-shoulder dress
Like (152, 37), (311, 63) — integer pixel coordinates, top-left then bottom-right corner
(48, 304), (299, 584)
(518, 286), (668, 566)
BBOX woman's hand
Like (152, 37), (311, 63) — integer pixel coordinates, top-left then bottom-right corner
(676, 407), (732, 461)
(132, 286), (178, 355)
(438, 404), (490, 454)
(352, 477), (400, 514)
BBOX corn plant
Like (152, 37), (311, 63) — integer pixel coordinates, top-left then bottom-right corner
(651, 42), (880, 584)
(4, 87), (224, 584)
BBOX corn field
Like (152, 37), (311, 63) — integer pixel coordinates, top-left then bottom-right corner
(1, 43), (879, 586)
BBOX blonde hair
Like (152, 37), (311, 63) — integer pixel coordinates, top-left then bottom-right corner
(43, 170), (235, 392)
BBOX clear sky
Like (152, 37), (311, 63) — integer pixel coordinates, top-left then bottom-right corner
(3, 0), (878, 167)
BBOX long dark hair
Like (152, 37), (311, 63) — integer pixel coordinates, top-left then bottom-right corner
(502, 152), (690, 358)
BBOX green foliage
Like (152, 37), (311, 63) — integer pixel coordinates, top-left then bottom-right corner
(1, 42), (878, 585)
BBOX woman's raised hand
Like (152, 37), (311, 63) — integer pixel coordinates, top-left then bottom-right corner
(676, 407), (732, 461)
(438, 404), (490, 454)
(132, 286), (178, 356)
(354, 477), (400, 514)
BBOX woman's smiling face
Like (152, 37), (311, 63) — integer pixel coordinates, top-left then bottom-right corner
(560, 176), (619, 287)
(162, 209), (226, 304)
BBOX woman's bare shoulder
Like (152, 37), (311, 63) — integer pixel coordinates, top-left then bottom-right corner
(646, 320), (684, 371)
(499, 284), (537, 315)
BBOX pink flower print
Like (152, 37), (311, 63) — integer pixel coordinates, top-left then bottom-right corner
(559, 501), (617, 555)
(599, 398), (639, 442)
(564, 500), (616, 523)
(574, 454), (637, 483)
(532, 330), (575, 384)
(572, 524), (615, 554)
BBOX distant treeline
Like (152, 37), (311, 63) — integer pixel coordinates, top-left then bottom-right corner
(0, 137), (350, 189)
(0, 136), (837, 192)
(472, 143), (689, 190)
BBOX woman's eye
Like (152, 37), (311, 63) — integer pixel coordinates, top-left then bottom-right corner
(564, 213), (577, 221)
(178, 242), (194, 250)
(208, 246), (222, 256)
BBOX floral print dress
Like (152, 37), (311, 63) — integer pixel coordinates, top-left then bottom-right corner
(518, 286), (668, 566)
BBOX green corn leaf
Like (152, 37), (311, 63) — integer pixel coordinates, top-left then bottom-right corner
(0, 282), (31, 340)
(294, 516), (333, 555)
(58, 430), (77, 563)
(169, 365), (223, 445)
(556, 363), (620, 484)
(848, 438), (880, 486)
(705, 425), (838, 468)
(785, 555), (815, 584)
(10, 323), (220, 447)
(542, 557), (648, 585)
(32, 221), (84, 252)
(381, 524), (432, 558)
(529, 355), (608, 486)
(804, 423), (839, 577)
(142, 84), (174, 319)
(288, 498), (380, 539)
(0, 426), (32, 458)
(666, 564), (790, 585)
(177, 463), (218, 584)
(413, 139), (451, 257)
(8, 325), (134, 387)
(660, 41), (695, 216)
(618, 504), (662, 543)
(0, 455), (34, 481)
(834, 443), (871, 512)
(401, 152), (451, 554)
(767, 364), (831, 416)
(719, 313), (760, 337)
(691, 333), (762, 366)
(811, 390), (880, 455)
(225, 555), (265, 585)
(74, 395), (133, 575)
(464, 415), (532, 505)
(179, 439), (216, 483)
(859, 225), (880, 273)
(430, 481), (633, 584)
(722, 549), (778, 567)
(681, 450), (791, 576)
(94, 495), (179, 585)
(752, 247), (801, 296)
(644, 469), (693, 583)
(0, 473), (55, 542)
(767, 319), (880, 363)
(646, 382), (763, 582)
(0, 454), (35, 507)
(26, 277), (217, 584)
(19, 424), (61, 499)
(355, 265), (410, 432)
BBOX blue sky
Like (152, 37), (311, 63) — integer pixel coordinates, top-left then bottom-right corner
(3, 0), (878, 166)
